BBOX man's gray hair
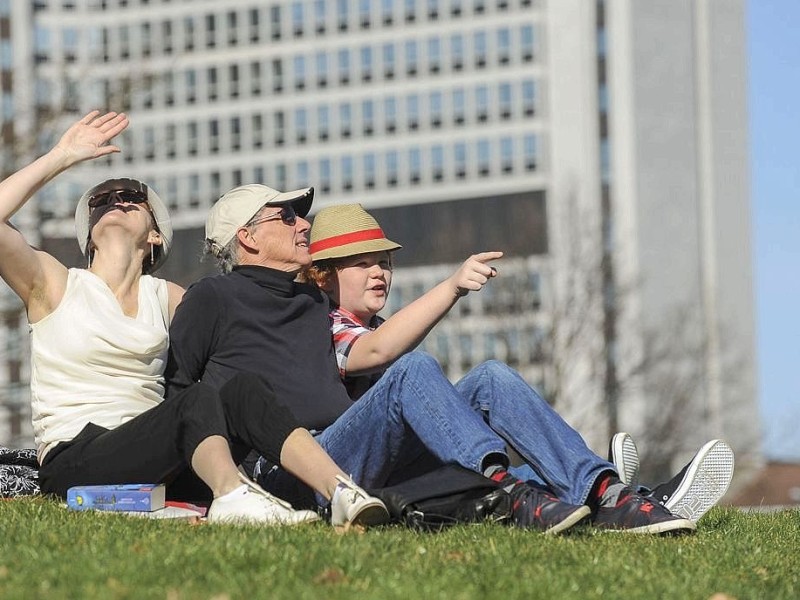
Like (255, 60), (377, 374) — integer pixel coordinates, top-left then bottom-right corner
(203, 236), (240, 274)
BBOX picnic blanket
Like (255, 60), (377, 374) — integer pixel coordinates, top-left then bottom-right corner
(0, 447), (40, 498)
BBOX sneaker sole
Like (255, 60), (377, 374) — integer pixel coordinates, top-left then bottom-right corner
(610, 432), (640, 488)
(663, 440), (734, 523)
(545, 505), (592, 535)
(350, 503), (391, 527)
(620, 517), (696, 535)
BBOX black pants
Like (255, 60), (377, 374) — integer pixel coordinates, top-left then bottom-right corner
(39, 373), (299, 500)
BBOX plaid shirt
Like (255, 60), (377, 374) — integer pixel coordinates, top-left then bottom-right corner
(330, 306), (385, 399)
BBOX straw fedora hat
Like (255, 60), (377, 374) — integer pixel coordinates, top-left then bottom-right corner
(310, 204), (401, 261)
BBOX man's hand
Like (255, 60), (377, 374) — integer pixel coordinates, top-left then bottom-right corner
(449, 251), (503, 297)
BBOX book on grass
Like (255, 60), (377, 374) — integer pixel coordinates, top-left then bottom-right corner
(66, 483), (165, 512)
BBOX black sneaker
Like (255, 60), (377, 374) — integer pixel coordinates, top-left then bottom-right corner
(651, 439), (734, 523)
(490, 471), (591, 535)
(594, 486), (696, 534)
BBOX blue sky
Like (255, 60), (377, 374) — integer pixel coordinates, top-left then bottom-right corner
(749, 0), (800, 460)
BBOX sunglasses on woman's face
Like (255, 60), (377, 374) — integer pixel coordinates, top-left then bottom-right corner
(87, 189), (148, 210)
(247, 205), (298, 227)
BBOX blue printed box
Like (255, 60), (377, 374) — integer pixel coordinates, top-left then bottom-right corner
(66, 483), (166, 512)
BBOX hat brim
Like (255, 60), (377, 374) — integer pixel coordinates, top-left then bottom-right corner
(264, 187), (314, 218)
(311, 238), (402, 262)
(75, 179), (173, 273)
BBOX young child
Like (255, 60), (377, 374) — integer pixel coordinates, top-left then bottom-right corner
(305, 203), (733, 526)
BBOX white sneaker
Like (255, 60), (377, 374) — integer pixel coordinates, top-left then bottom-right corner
(660, 439), (735, 523)
(330, 475), (390, 528)
(208, 473), (320, 526)
(609, 432), (640, 488)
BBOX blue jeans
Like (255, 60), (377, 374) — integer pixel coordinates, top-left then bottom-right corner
(261, 352), (614, 507)
(314, 352), (508, 490)
(453, 360), (614, 505)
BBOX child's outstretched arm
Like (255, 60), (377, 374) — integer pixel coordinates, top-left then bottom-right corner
(345, 251), (502, 374)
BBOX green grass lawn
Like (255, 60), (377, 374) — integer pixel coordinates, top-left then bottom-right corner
(1, 498), (798, 600)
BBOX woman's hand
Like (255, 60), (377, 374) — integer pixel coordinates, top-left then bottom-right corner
(449, 251), (503, 297)
(53, 110), (129, 166)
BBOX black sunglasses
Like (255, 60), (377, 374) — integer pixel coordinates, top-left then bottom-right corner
(87, 189), (148, 209)
(246, 205), (298, 227)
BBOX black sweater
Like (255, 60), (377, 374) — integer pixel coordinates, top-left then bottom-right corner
(165, 266), (354, 430)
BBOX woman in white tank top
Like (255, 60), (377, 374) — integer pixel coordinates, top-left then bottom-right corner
(0, 112), (388, 528)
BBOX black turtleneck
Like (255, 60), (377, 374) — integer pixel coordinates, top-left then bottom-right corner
(165, 265), (354, 430)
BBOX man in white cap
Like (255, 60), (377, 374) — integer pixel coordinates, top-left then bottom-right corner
(165, 185), (694, 534)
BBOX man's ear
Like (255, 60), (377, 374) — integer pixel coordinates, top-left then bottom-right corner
(236, 226), (259, 252)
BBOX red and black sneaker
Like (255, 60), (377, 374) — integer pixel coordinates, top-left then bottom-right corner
(490, 471), (591, 535)
(593, 486), (696, 534)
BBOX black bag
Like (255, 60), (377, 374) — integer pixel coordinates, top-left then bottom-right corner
(370, 464), (512, 531)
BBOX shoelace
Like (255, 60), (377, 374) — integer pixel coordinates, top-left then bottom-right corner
(237, 471), (294, 509)
(334, 474), (366, 503)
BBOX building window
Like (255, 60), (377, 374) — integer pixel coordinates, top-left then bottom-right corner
(521, 25), (535, 62)
(251, 113), (263, 148)
(250, 61), (262, 96)
(427, 0), (440, 19)
(358, 0), (371, 28)
(429, 91), (443, 128)
(293, 55), (306, 90)
(362, 100), (375, 135)
(292, 2), (304, 37)
(187, 121), (198, 156)
(295, 160), (309, 187)
(162, 20), (173, 54)
(315, 52), (328, 88)
(500, 136), (513, 173)
(183, 16), (195, 51)
(427, 37), (441, 73)
(452, 88), (465, 124)
(314, 0), (327, 33)
(381, 0), (394, 25)
(360, 46), (373, 82)
(341, 156), (354, 191)
(382, 43), (395, 79)
(207, 66), (218, 101)
(476, 85), (489, 122)
(227, 10), (238, 46)
(409, 147), (421, 184)
(454, 142), (467, 178)
(363, 153), (376, 188)
(230, 116), (241, 151)
(384, 97), (397, 132)
(524, 134), (538, 171)
(477, 138), (490, 176)
(337, 49), (350, 85)
(450, 33), (464, 71)
(209, 119), (219, 153)
(317, 105), (330, 140)
(319, 158), (332, 192)
(205, 13), (216, 49)
(431, 144), (444, 181)
(522, 79), (536, 116)
(406, 94), (419, 130)
(249, 7), (260, 42)
(404, 40), (417, 76)
(499, 82), (512, 119)
(339, 103), (352, 138)
(337, 0), (349, 31)
(473, 30), (487, 68)
(386, 150), (398, 186)
(270, 5), (281, 40)
(274, 111), (285, 145)
(184, 69), (196, 104)
(229, 64), (240, 98)
(272, 59), (283, 93)
(497, 27), (510, 65)
(294, 108), (307, 143)
(404, 0), (416, 22)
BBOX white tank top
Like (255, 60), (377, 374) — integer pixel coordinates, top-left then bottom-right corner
(30, 268), (170, 462)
